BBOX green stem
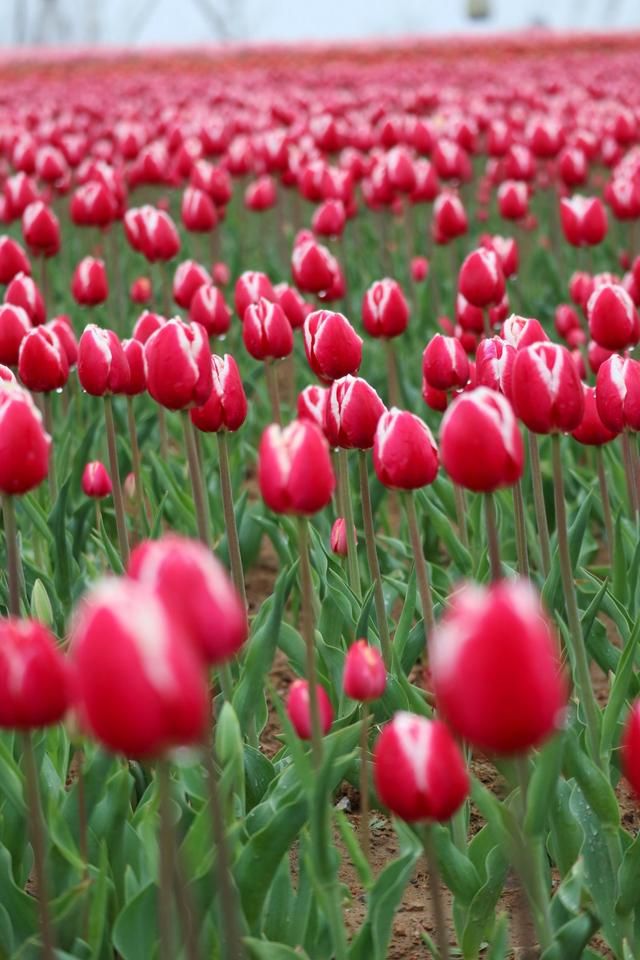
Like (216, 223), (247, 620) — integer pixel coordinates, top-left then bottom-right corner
(512, 480), (529, 578)
(484, 492), (502, 582)
(217, 431), (247, 610)
(420, 824), (450, 960)
(621, 431), (638, 519)
(358, 451), (392, 669)
(359, 703), (370, 867)
(596, 447), (614, 552)
(126, 396), (146, 535)
(337, 448), (361, 599)
(513, 756), (553, 954)
(264, 360), (282, 425)
(452, 483), (468, 549)
(42, 393), (57, 503)
(385, 339), (400, 408)
(403, 491), (435, 637)
(182, 412), (212, 548)
(297, 516), (323, 767)
(103, 395), (130, 566)
(550, 433), (601, 767)
(23, 733), (55, 959)
(3, 495), (21, 616)
(157, 761), (175, 960)
(528, 432), (551, 577)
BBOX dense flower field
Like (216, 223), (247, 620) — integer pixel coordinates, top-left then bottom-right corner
(1, 31), (640, 959)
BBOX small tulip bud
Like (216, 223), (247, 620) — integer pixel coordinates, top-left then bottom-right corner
(286, 678), (333, 739)
(343, 640), (386, 701)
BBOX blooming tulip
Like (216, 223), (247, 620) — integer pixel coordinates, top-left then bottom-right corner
(190, 354), (247, 433)
(0, 384), (51, 494)
(343, 640), (386, 701)
(373, 408), (438, 489)
(258, 420), (335, 514)
(325, 376), (386, 450)
(361, 279), (410, 338)
(512, 342), (585, 434)
(78, 325), (129, 396)
(287, 679), (333, 739)
(303, 309), (362, 382)
(145, 319), (211, 410)
(82, 461), (112, 498)
(0, 618), (72, 728)
(18, 326), (69, 392)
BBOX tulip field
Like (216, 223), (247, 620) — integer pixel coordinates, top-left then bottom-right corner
(4, 30), (640, 959)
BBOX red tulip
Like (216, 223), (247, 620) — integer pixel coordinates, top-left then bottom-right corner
(243, 297), (294, 361)
(0, 236), (30, 285)
(173, 260), (210, 309)
(70, 181), (117, 229)
(145, 319), (212, 410)
(440, 387), (524, 492)
(274, 283), (310, 330)
(512, 342), (585, 434)
(569, 271), (595, 309)
(373, 408), (438, 489)
(571, 385), (618, 445)
(0, 618), (72, 728)
(324, 375), (386, 450)
(623, 701), (640, 798)
(560, 196), (608, 247)
(190, 354), (247, 433)
(71, 578), (209, 757)
(297, 384), (329, 430)
(497, 180), (529, 220)
(595, 355), (640, 432)
(22, 201), (60, 258)
(258, 419), (335, 514)
(0, 304), (32, 366)
(245, 175), (277, 212)
(433, 191), (468, 243)
(234, 271), (276, 319)
(287, 678), (333, 740)
(129, 534), (247, 666)
(78, 325), (130, 396)
(4, 273), (45, 325)
(430, 580), (567, 754)
(71, 257), (108, 307)
(555, 304), (581, 340)
(18, 326), (69, 392)
(343, 640), (386, 701)
(422, 334), (469, 392)
(502, 314), (549, 350)
(189, 284), (231, 337)
(587, 283), (638, 350)
(130, 277), (153, 305)
(475, 336), (516, 398)
(0, 384), (51, 494)
(82, 461), (112, 498)
(458, 248), (505, 308)
(291, 235), (338, 295)
(46, 316), (77, 367)
(121, 339), (147, 396)
(312, 199), (346, 238)
(181, 186), (217, 232)
(410, 256), (429, 283)
(132, 310), (166, 345)
(362, 279), (410, 339)
(330, 517), (354, 557)
(303, 309), (362, 382)
(374, 713), (469, 822)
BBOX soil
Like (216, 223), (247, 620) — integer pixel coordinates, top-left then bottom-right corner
(245, 539), (637, 960)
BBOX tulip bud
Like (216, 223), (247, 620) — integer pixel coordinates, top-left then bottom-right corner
(0, 303), (32, 366)
(502, 314), (549, 351)
(433, 191), (468, 243)
(30, 578), (53, 627)
(291, 236), (338, 294)
(410, 256), (429, 283)
(245, 175), (277, 212)
(374, 713), (469, 822)
(422, 334), (469, 392)
(0, 618), (72, 728)
(373, 408), (438, 489)
(587, 283), (638, 350)
(70, 181), (117, 229)
(297, 384), (329, 430)
(189, 283), (231, 338)
(4, 273), (45, 325)
(22, 201), (60, 258)
(190, 354), (247, 433)
(173, 260), (210, 310)
(70, 578), (209, 757)
(0, 236), (31, 285)
(78, 325), (130, 396)
(512, 342), (585, 434)
(560, 195), (608, 247)
(595, 355), (640, 433)
(243, 297), (294, 361)
(571, 384), (618, 445)
(325, 376), (386, 450)
(0, 384), (51, 494)
(132, 310), (167, 344)
(623, 701), (640, 798)
(312, 199), (346, 238)
(82, 461), (112, 498)
(481, 234), (519, 279)
(497, 180), (529, 220)
(234, 271), (276, 320)
(121, 339), (147, 396)
(361, 279), (410, 339)
(71, 257), (108, 307)
(343, 639), (386, 701)
(18, 326), (69, 392)
(181, 186), (218, 232)
(129, 534), (247, 666)
(440, 387), (523, 492)
(130, 277), (153, 305)
(458, 248), (505, 308)
(431, 580), (567, 754)
(287, 678), (333, 739)
(330, 517), (355, 557)
(258, 420), (335, 514)
(145, 319), (212, 410)
(475, 336), (515, 398)
(303, 309), (362, 382)
(274, 283), (310, 331)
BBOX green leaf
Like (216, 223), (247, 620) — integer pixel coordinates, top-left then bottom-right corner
(244, 938), (311, 960)
(334, 809), (373, 891)
(601, 617), (640, 759)
(524, 734), (566, 836)
(461, 845), (510, 959)
(564, 730), (619, 829)
(540, 911), (600, 960)
(112, 882), (157, 960)
(616, 830), (640, 916)
(431, 822), (480, 905)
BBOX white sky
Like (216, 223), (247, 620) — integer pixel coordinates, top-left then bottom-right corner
(1, 0), (639, 47)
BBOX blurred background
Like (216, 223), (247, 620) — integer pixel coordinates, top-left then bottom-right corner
(1, 0), (640, 48)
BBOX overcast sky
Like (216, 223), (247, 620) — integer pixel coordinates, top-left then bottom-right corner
(1, 0), (639, 47)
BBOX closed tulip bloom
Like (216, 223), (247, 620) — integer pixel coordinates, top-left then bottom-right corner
(0, 384), (51, 494)
(343, 639), (386, 701)
(274, 283), (310, 330)
(132, 310), (166, 344)
(512, 342), (585, 434)
(303, 309), (362, 382)
(330, 517), (355, 557)
(362, 279), (410, 339)
(623, 702), (640, 798)
(0, 236), (30, 285)
(71, 578), (209, 758)
(130, 277), (153, 305)
(18, 326), (69, 392)
(145, 319), (212, 410)
(243, 297), (294, 361)
(502, 314), (549, 350)
(595, 355), (640, 432)
(374, 713), (469, 822)
(560, 196), (608, 247)
(71, 257), (108, 307)
(190, 354), (247, 433)
(475, 337), (516, 398)
(440, 387), (523, 492)
(173, 260), (211, 310)
(259, 419), (335, 514)
(374, 408), (438, 489)
(0, 618), (72, 729)
(433, 191), (468, 243)
(571, 385), (618, 445)
(129, 534), (247, 666)
(410, 256), (429, 283)
(297, 383), (329, 430)
(121, 339), (147, 395)
(325, 375), (386, 450)
(140, 207), (180, 262)
(189, 284), (231, 337)
(78, 325), (130, 396)
(287, 678), (333, 739)
(70, 181), (117, 229)
(431, 580), (567, 754)
(291, 236), (337, 294)
(181, 186), (217, 232)
(47, 316), (78, 367)
(82, 458), (112, 498)
(245, 175), (277, 212)
(422, 334), (469, 392)
(458, 248), (505, 308)
(0, 304), (32, 366)
(497, 180), (529, 220)
(5, 273), (45, 325)
(555, 304), (581, 340)
(22, 201), (60, 258)
(569, 271), (595, 309)
(456, 292), (485, 334)
(480, 234), (519, 279)
(234, 271), (276, 319)
(587, 283), (638, 350)
(312, 198), (346, 238)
